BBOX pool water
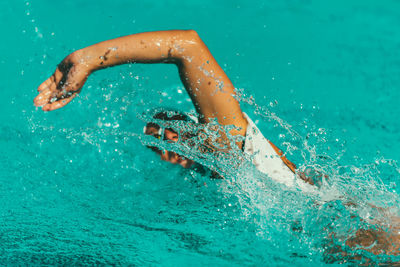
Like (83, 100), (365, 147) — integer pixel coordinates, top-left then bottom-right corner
(1, 0), (400, 265)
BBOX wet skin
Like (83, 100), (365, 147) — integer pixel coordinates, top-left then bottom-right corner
(144, 125), (194, 169)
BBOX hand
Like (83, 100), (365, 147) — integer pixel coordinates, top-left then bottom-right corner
(34, 51), (91, 111)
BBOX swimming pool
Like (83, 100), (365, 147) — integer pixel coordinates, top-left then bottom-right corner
(1, 0), (400, 265)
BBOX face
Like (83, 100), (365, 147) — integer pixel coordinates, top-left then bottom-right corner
(144, 125), (195, 168)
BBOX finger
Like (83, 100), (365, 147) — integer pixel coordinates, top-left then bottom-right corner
(37, 76), (54, 92)
(42, 93), (77, 111)
(54, 67), (67, 90)
(54, 68), (63, 84)
(34, 88), (54, 107)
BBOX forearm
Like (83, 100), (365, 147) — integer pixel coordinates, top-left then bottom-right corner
(74, 30), (199, 72)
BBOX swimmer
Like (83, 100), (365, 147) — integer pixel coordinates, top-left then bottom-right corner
(34, 30), (296, 185)
(33, 30), (298, 185)
(33, 30), (400, 262)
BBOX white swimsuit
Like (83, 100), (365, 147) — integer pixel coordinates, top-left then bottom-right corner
(243, 113), (296, 187)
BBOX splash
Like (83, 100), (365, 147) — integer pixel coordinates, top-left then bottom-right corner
(25, 75), (400, 264)
(136, 85), (400, 263)
(232, 88), (400, 263)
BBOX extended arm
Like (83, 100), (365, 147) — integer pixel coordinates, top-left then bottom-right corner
(34, 30), (247, 137)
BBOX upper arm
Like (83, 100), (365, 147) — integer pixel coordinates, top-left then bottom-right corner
(172, 30), (248, 137)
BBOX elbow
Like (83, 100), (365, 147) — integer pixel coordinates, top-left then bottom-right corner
(183, 30), (203, 47)
(170, 30), (205, 64)
(181, 29), (205, 53)
(184, 29), (200, 39)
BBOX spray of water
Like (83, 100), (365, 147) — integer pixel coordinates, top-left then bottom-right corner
(26, 74), (400, 264)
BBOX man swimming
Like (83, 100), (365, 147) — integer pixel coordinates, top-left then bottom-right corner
(33, 30), (400, 261)
(33, 30), (299, 186)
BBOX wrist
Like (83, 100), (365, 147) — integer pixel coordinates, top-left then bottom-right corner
(70, 49), (97, 74)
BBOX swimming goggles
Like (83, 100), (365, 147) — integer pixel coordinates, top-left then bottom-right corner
(143, 123), (165, 140)
(143, 113), (198, 139)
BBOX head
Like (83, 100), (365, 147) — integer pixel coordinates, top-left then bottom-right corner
(143, 110), (197, 168)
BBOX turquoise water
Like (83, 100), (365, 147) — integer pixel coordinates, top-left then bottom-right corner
(1, 0), (400, 265)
